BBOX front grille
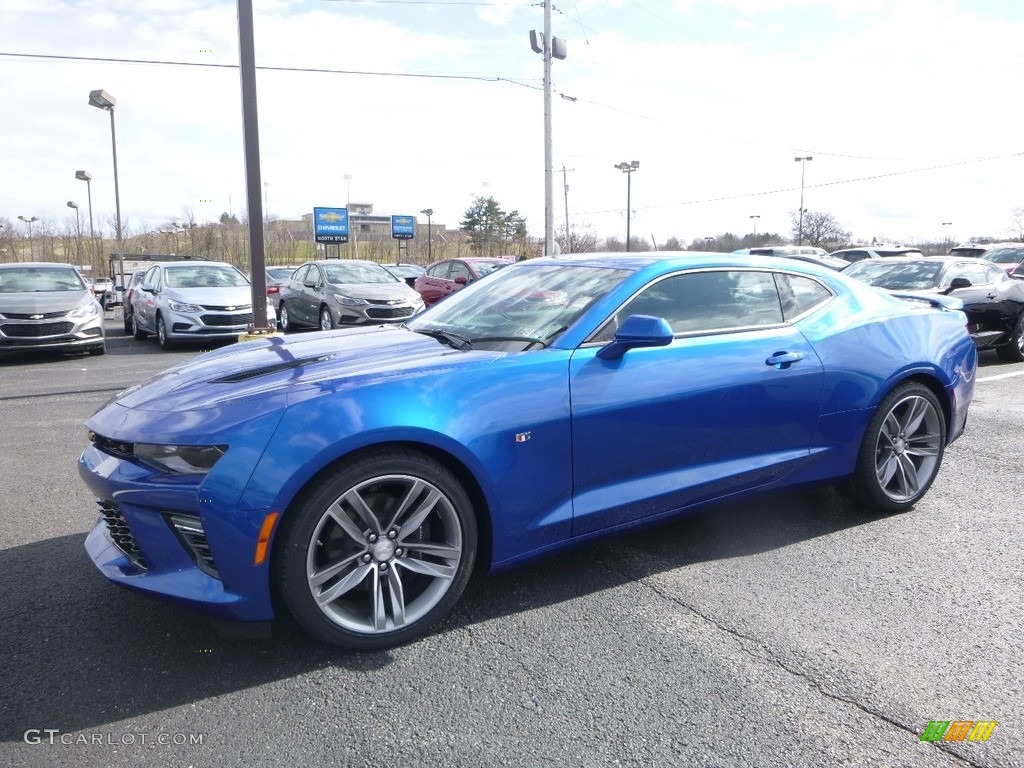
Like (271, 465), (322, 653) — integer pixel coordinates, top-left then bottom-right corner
(2, 311), (68, 320)
(201, 304), (252, 311)
(366, 306), (415, 320)
(0, 321), (75, 337)
(97, 500), (147, 570)
(199, 313), (252, 327)
(91, 432), (135, 461)
(165, 514), (220, 578)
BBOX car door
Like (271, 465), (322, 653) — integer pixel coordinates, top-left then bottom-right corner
(419, 261), (452, 305)
(135, 266), (161, 331)
(568, 268), (825, 535)
(285, 265), (311, 325)
(945, 261), (1021, 344)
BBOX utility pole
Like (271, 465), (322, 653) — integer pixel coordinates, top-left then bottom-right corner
(561, 164), (574, 253)
(529, 9), (566, 256)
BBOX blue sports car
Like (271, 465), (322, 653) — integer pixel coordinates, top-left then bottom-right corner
(78, 253), (977, 649)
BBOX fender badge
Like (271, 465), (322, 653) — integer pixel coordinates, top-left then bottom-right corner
(515, 432), (531, 443)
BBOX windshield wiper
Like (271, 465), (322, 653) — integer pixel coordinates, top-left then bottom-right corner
(413, 327), (473, 350)
(468, 335), (547, 350)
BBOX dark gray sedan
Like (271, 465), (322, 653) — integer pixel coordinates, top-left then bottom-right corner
(277, 260), (424, 331)
(0, 262), (105, 356)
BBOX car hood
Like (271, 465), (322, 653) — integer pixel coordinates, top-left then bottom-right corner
(0, 291), (92, 314)
(110, 325), (502, 413)
(328, 282), (419, 301)
(164, 286), (255, 306)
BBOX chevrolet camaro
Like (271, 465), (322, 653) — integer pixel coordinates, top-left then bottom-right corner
(78, 253), (977, 649)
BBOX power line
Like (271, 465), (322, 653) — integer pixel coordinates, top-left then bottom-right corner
(0, 51), (541, 87)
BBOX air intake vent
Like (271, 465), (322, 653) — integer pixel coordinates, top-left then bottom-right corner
(165, 513), (220, 579)
(97, 500), (147, 570)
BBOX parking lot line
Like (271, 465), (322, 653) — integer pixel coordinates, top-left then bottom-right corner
(977, 370), (1024, 382)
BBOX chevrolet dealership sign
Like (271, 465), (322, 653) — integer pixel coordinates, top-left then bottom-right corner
(313, 207), (349, 244)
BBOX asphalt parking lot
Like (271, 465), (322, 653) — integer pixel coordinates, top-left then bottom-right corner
(2, 314), (1023, 768)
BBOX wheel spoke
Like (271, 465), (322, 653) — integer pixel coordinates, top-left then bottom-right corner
(314, 563), (373, 606)
(342, 488), (383, 535)
(877, 452), (899, 487)
(386, 568), (406, 627)
(881, 413), (900, 443)
(309, 552), (363, 588)
(326, 500), (369, 544)
(382, 479), (427, 532)
(900, 397), (928, 436)
(370, 568), (387, 630)
(401, 541), (462, 560)
(397, 556), (457, 580)
(397, 488), (442, 538)
(896, 453), (920, 495)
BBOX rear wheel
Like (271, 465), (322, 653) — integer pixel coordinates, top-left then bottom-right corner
(279, 302), (294, 332)
(845, 382), (945, 512)
(319, 306), (334, 331)
(123, 309), (133, 335)
(996, 314), (1024, 362)
(131, 313), (147, 340)
(274, 450), (477, 650)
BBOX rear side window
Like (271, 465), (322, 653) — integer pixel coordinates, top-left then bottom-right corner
(774, 273), (832, 321)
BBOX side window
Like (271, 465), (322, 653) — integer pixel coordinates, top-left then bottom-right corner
(774, 273), (833, 320)
(143, 266), (157, 287)
(293, 265), (310, 284)
(449, 262), (471, 282)
(428, 262), (450, 279)
(613, 270), (783, 335)
(312, 266), (325, 288)
(846, 251), (868, 262)
(950, 263), (990, 287)
(151, 268), (163, 290)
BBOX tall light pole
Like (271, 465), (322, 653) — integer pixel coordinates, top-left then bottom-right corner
(749, 214), (760, 239)
(794, 156), (812, 245)
(529, 13), (567, 256)
(18, 215), (39, 259)
(75, 170), (96, 261)
(88, 90), (123, 266)
(420, 208), (433, 263)
(614, 161), (639, 252)
(67, 202), (82, 261)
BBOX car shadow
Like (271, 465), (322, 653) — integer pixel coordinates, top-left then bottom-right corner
(0, 485), (877, 740)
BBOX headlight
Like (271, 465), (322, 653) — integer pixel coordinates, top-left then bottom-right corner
(69, 302), (100, 319)
(334, 294), (367, 307)
(168, 300), (204, 312)
(134, 443), (228, 474)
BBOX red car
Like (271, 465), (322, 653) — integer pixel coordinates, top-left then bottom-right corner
(982, 243), (1024, 273)
(413, 257), (512, 306)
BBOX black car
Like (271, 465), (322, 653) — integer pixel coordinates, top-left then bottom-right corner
(844, 257), (1024, 361)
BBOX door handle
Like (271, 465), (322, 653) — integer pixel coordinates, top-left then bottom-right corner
(765, 351), (803, 369)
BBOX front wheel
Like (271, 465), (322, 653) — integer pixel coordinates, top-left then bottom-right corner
(123, 309), (133, 335)
(845, 382), (946, 512)
(996, 314), (1024, 362)
(274, 449), (478, 650)
(319, 306), (335, 331)
(132, 313), (148, 340)
(156, 314), (172, 350)
(279, 302), (294, 332)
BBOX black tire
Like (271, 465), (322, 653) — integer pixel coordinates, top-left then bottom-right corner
(156, 314), (172, 350)
(132, 313), (148, 340)
(123, 309), (133, 335)
(319, 305), (335, 331)
(279, 301), (294, 332)
(996, 314), (1024, 363)
(845, 382), (946, 512)
(274, 449), (478, 650)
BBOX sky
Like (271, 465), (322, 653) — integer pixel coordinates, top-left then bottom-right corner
(2, 0), (1023, 249)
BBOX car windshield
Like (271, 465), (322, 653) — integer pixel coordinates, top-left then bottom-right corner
(0, 266), (86, 293)
(406, 262), (630, 351)
(165, 265), (249, 288)
(844, 261), (942, 290)
(324, 263), (399, 284)
(984, 247), (1024, 264)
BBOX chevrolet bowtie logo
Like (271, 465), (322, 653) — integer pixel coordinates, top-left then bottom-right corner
(30, 314), (43, 320)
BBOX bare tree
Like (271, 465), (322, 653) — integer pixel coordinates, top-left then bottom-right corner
(556, 223), (599, 254)
(789, 210), (851, 251)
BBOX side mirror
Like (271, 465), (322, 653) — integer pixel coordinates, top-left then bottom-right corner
(304, 281), (318, 289)
(597, 315), (674, 360)
(454, 276), (469, 285)
(141, 284), (156, 294)
(942, 277), (972, 294)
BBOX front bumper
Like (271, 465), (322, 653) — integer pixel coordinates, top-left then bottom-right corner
(0, 313), (104, 352)
(77, 443), (276, 623)
(164, 305), (278, 340)
(333, 301), (422, 325)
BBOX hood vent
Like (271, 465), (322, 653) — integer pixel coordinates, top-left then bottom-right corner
(209, 354), (335, 384)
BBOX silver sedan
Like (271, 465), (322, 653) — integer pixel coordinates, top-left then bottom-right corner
(277, 260), (424, 331)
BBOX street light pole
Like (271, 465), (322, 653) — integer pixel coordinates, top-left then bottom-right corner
(420, 208), (433, 263)
(75, 170), (96, 262)
(88, 90), (123, 269)
(749, 214), (760, 239)
(67, 202), (82, 261)
(794, 156), (812, 245)
(18, 215), (39, 259)
(614, 161), (639, 252)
